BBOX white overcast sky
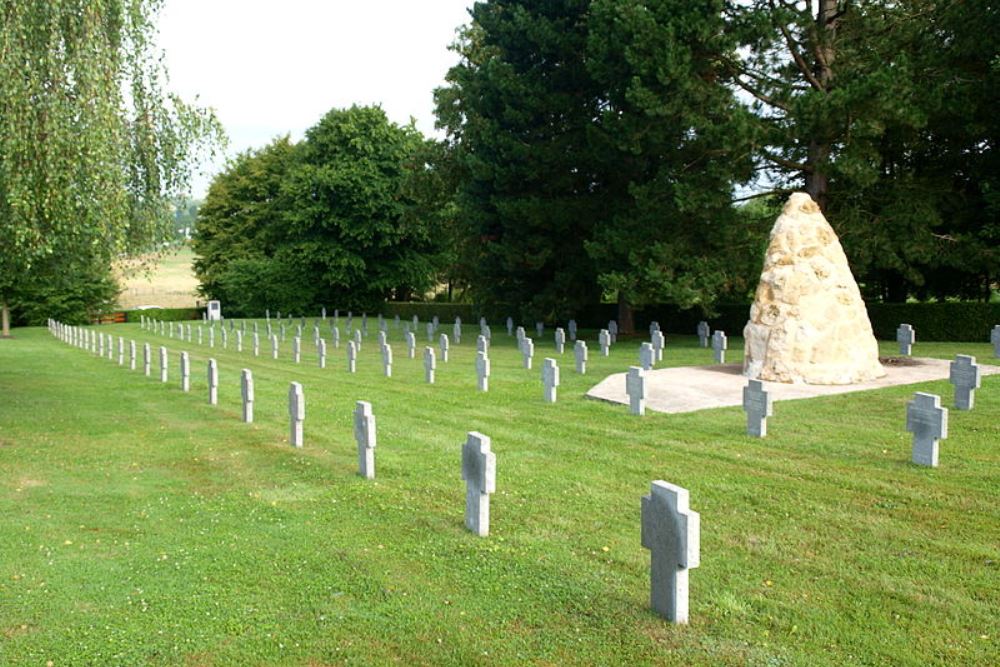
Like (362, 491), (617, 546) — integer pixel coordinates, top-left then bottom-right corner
(157, 0), (475, 199)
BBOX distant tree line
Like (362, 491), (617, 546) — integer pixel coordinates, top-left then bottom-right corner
(193, 1), (998, 329)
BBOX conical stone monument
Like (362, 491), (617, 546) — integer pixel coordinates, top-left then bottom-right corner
(743, 193), (885, 385)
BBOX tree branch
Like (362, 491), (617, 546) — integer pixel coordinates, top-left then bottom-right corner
(763, 151), (812, 173)
(769, 0), (826, 92)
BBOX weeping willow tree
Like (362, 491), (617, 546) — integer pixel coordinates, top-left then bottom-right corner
(0, 0), (224, 335)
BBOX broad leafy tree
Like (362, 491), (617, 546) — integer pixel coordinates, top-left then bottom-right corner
(194, 106), (438, 315)
(0, 0), (223, 333)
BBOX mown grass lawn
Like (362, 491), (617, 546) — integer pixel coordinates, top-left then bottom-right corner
(1, 322), (998, 666)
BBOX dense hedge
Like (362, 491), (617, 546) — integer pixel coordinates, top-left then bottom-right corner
(866, 303), (1000, 342)
(119, 302), (998, 342)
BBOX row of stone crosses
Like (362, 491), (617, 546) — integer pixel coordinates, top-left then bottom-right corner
(47, 317), (696, 624)
(44, 317), (998, 624)
(131, 310), (731, 405)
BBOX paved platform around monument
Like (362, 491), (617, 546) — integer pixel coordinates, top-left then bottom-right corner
(585, 357), (1000, 415)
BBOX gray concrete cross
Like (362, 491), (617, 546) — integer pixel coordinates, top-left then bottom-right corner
(241, 369), (254, 423)
(354, 401), (377, 479)
(626, 366), (647, 416)
(462, 432), (496, 537)
(948, 354), (981, 410)
(897, 323), (915, 356)
(907, 392), (947, 467)
(742, 379), (773, 437)
(641, 481), (700, 624)
(288, 382), (304, 448)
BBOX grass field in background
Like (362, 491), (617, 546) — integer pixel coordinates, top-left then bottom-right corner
(1, 322), (998, 666)
(116, 247), (201, 310)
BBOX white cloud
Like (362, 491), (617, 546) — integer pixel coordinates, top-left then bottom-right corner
(157, 0), (473, 197)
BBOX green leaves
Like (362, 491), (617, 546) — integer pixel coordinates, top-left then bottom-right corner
(193, 106), (441, 315)
(0, 0), (224, 320)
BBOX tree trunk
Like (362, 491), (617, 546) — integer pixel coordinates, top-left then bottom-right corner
(617, 291), (635, 335)
(803, 1), (840, 212)
(1, 300), (10, 338)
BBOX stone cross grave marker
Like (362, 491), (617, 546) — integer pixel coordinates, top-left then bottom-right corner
(599, 329), (611, 357)
(382, 342), (393, 377)
(362, 314), (368, 336)
(712, 331), (727, 364)
(117, 337), (125, 366)
(440, 333), (450, 362)
(554, 328), (565, 354)
(476, 351), (490, 392)
(462, 432), (496, 537)
(477, 334), (489, 356)
(198, 327), (203, 346)
(129, 340), (137, 371)
(354, 401), (377, 479)
(992, 325), (1000, 358)
(98, 333), (105, 358)
(159, 347), (168, 383)
(288, 382), (305, 448)
(318, 339), (327, 369)
(236, 330), (243, 353)
(241, 369), (254, 423)
(641, 481), (700, 624)
(377, 330), (386, 348)
(169, 322), (174, 339)
(907, 392), (947, 467)
(515, 326), (525, 345)
(406, 331), (416, 359)
(427, 321), (435, 342)
(574, 340), (588, 374)
(568, 319), (577, 341)
(394, 314), (400, 329)
(479, 316), (487, 330)
(107, 334), (114, 361)
(207, 359), (219, 405)
(432, 315), (440, 332)
(608, 320), (619, 344)
(639, 342), (655, 371)
(412, 314), (418, 329)
(482, 324), (491, 341)
(742, 379), (773, 437)
(626, 366), (647, 416)
(522, 337), (534, 369)
(180, 352), (191, 392)
(697, 321), (710, 348)
(280, 323), (286, 342)
(221, 327), (228, 349)
(186, 324), (192, 342)
(209, 327), (215, 349)
(948, 355), (981, 410)
(453, 318), (462, 344)
(424, 346), (437, 383)
(266, 322), (272, 338)
(649, 321), (660, 336)
(354, 328), (362, 351)
(253, 332), (260, 357)
(542, 358), (560, 403)
(347, 340), (357, 373)
(313, 325), (320, 347)
(535, 321), (544, 338)
(143, 343), (151, 376)
(651, 330), (665, 362)
(293, 336), (301, 363)
(897, 323), (915, 356)
(506, 317), (514, 336)
(271, 334), (279, 360)
(322, 306), (327, 320)
(332, 326), (340, 349)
